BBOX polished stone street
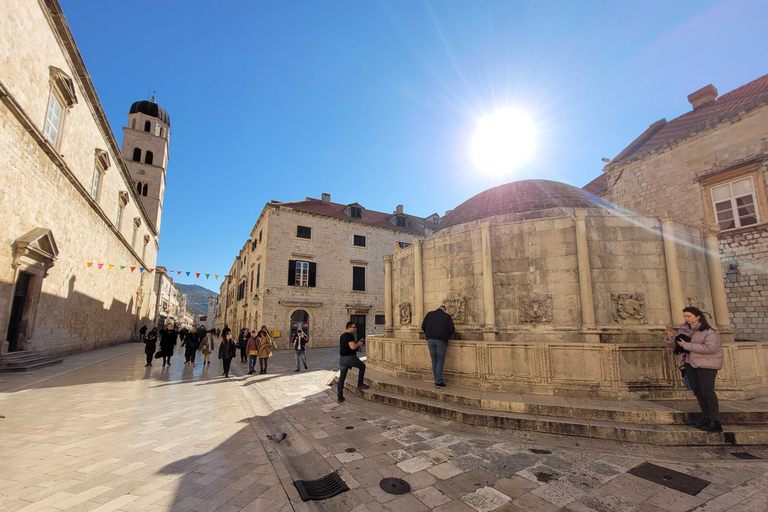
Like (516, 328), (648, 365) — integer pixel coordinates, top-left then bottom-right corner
(0, 343), (767, 512)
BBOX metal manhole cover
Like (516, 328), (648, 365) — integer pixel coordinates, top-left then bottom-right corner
(294, 472), (349, 501)
(628, 462), (709, 496)
(380, 478), (410, 495)
(732, 452), (761, 459)
(345, 448), (356, 453)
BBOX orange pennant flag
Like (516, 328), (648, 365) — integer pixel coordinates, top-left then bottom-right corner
(130, 267), (136, 272)
(87, 262), (93, 267)
(215, 274), (219, 280)
(177, 271), (182, 275)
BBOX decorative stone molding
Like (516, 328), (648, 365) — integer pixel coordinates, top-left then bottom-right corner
(444, 298), (467, 324)
(519, 293), (553, 324)
(612, 292), (647, 324)
(687, 295), (705, 309)
(399, 302), (411, 325)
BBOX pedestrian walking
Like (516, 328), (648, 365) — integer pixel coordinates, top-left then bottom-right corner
(246, 332), (259, 374)
(200, 331), (214, 366)
(159, 323), (178, 367)
(218, 331), (237, 377)
(292, 330), (309, 372)
(258, 331), (275, 374)
(259, 325), (272, 349)
(421, 305), (455, 387)
(139, 325), (147, 340)
(238, 329), (249, 363)
(665, 306), (723, 432)
(337, 322), (369, 402)
(143, 327), (158, 367)
(182, 328), (199, 367)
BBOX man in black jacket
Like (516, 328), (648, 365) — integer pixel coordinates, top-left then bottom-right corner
(421, 306), (455, 387)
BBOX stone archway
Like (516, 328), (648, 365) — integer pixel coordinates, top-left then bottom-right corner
(290, 309), (309, 340)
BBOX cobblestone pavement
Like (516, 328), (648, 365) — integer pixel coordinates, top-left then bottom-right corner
(0, 343), (767, 512)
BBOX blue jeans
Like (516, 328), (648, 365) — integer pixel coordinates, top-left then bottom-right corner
(427, 339), (447, 384)
(338, 355), (366, 398)
(295, 350), (307, 370)
(248, 355), (258, 373)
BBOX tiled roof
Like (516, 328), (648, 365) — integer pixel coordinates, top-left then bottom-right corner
(273, 198), (422, 234)
(582, 173), (609, 197)
(612, 73), (768, 165)
(437, 180), (612, 231)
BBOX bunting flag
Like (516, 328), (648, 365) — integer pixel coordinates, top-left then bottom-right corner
(97, 264), (104, 269)
(148, 269), (154, 273)
(196, 273), (200, 278)
(109, 265), (114, 270)
(131, 267), (136, 272)
(177, 271), (182, 275)
(87, 262), (93, 267)
(186, 272), (190, 277)
(205, 274), (210, 279)
(139, 268), (145, 273)
(120, 266), (125, 270)
(215, 275), (219, 280)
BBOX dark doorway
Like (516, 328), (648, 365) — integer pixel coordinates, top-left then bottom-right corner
(290, 310), (309, 339)
(7, 272), (32, 352)
(350, 314), (366, 342)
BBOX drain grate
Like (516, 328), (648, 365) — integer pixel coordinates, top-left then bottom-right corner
(529, 449), (552, 455)
(294, 472), (349, 501)
(345, 448), (357, 453)
(732, 452), (761, 460)
(628, 462), (710, 496)
(380, 478), (411, 495)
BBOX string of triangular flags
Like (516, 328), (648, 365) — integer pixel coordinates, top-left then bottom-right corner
(85, 262), (255, 282)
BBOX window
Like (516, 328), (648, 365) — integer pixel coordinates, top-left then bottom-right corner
(350, 206), (362, 218)
(137, 182), (142, 195)
(256, 263), (261, 287)
(432, 217), (439, 225)
(237, 281), (245, 300)
(144, 121), (151, 132)
(288, 260), (316, 287)
(354, 235), (366, 247)
(132, 148), (141, 161)
(145, 151), (153, 165)
(398, 242), (411, 249)
(396, 216), (407, 227)
(297, 225), (311, 239)
(142, 183), (148, 196)
(160, 127), (165, 138)
(116, 202), (125, 231)
(352, 266), (365, 291)
(91, 168), (103, 201)
(711, 177), (759, 230)
(375, 315), (385, 325)
(44, 93), (64, 146)
(259, 230), (263, 242)
(250, 271), (254, 292)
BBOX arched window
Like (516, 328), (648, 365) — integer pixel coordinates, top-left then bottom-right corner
(132, 148), (141, 161)
(145, 151), (153, 165)
(131, 119), (136, 129)
(142, 183), (148, 196)
(144, 121), (151, 132)
(137, 182), (142, 195)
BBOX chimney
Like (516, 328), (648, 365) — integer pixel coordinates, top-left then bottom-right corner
(321, 193), (330, 202)
(687, 84), (718, 110)
(395, 205), (403, 214)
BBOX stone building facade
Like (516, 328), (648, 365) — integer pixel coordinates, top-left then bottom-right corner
(370, 180), (768, 399)
(0, 0), (168, 356)
(215, 194), (434, 347)
(586, 73), (768, 341)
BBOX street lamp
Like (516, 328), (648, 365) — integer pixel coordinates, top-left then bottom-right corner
(253, 294), (260, 306)
(725, 263), (740, 283)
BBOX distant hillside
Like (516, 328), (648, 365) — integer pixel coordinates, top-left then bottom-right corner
(176, 284), (218, 317)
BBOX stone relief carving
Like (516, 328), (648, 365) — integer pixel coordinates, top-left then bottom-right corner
(399, 302), (411, 325)
(443, 298), (467, 324)
(519, 293), (553, 323)
(612, 293), (647, 324)
(687, 295), (704, 309)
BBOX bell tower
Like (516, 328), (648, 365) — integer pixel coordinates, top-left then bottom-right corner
(121, 96), (170, 232)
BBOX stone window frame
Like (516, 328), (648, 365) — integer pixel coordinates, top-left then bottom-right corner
(90, 149), (110, 203)
(352, 265), (366, 291)
(43, 66), (78, 148)
(116, 191), (129, 231)
(698, 161), (768, 234)
(353, 234), (366, 247)
(296, 225), (311, 239)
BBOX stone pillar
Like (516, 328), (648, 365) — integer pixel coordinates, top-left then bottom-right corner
(574, 212), (599, 343)
(661, 216), (685, 325)
(413, 239), (424, 328)
(481, 223), (497, 341)
(703, 226), (731, 329)
(383, 254), (394, 333)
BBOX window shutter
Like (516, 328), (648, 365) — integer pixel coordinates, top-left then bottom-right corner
(309, 262), (317, 287)
(288, 260), (296, 286)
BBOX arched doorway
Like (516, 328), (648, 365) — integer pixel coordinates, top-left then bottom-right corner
(290, 310), (309, 339)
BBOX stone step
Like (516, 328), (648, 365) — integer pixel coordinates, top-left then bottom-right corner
(0, 353), (63, 372)
(337, 377), (768, 446)
(346, 368), (768, 426)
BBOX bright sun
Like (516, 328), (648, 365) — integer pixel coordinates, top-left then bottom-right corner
(470, 108), (536, 175)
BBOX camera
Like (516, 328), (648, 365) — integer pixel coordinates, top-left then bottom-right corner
(673, 333), (690, 355)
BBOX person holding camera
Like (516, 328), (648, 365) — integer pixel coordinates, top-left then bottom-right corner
(665, 306), (723, 432)
(337, 322), (369, 402)
(292, 329), (309, 372)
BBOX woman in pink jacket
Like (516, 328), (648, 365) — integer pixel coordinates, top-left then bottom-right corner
(665, 306), (723, 433)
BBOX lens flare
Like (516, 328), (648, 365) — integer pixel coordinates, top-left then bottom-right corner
(470, 108), (536, 175)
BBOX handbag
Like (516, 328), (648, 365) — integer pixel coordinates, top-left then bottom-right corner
(154, 351), (162, 359)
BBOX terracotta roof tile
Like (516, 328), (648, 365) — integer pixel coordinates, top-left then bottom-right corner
(274, 198), (422, 234)
(612, 73), (768, 164)
(582, 174), (609, 197)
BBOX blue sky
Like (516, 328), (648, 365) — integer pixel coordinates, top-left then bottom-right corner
(60, 0), (768, 287)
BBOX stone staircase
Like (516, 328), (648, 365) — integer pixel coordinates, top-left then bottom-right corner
(0, 351), (63, 372)
(336, 368), (768, 446)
